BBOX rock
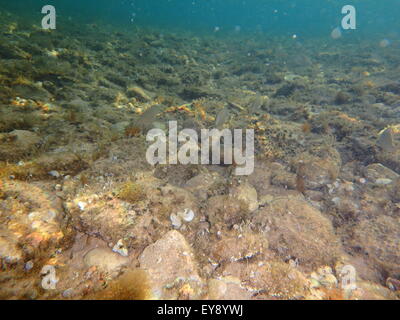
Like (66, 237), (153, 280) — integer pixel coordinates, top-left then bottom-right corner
(0, 236), (23, 264)
(206, 195), (249, 228)
(0, 180), (67, 258)
(251, 198), (342, 269)
(364, 163), (399, 182)
(219, 260), (310, 299)
(319, 274), (338, 288)
(14, 83), (51, 100)
(375, 178), (393, 185)
(247, 161), (275, 196)
(139, 230), (203, 299)
(184, 172), (225, 200)
(35, 151), (89, 175)
(376, 147), (400, 174)
(351, 281), (398, 300)
(271, 169), (297, 190)
(351, 215), (400, 276)
(209, 232), (268, 264)
(295, 149), (341, 190)
(229, 182), (258, 212)
(0, 130), (41, 161)
(83, 248), (129, 273)
(390, 177), (400, 201)
(207, 277), (253, 300)
(66, 173), (198, 249)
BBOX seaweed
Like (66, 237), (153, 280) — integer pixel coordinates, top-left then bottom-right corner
(117, 181), (146, 203)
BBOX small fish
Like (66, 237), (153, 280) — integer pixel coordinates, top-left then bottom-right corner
(377, 127), (396, 152)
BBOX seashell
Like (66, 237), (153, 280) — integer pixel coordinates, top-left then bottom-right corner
(112, 239), (128, 257)
(180, 208), (195, 222)
(170, 213), (182, 229)
(48, 170), (60, 178)
(77, 201), (87, 211)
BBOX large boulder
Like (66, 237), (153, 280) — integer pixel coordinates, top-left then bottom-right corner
(351, 215), (400, 277)
(138, 230), (203, 299)
(251, 198), (342, 269)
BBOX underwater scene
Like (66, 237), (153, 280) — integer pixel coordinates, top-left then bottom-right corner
(0, 0), (399, 301)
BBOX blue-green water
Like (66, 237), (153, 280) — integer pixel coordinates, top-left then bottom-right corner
(1, 0), (399, 39)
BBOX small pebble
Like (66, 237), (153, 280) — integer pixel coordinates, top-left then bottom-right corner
(49, 170), (61, 178)
(62, 288), (75, 298)
(25, 260), (34, 271)
(310, 278), (321, 288)
(320, 274), (338, 287)
(375, 178), (392, 185)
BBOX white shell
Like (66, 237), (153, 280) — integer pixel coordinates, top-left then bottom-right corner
(180, 208), (195, 222)
(112, 239), (128, 257)
(170, 213), (182, 229)
(77, 201), (87, 211)
(48, 170), (60, 178)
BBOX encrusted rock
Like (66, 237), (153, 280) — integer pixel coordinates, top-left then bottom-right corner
(83, 247), (130, 273)
(139, 230), (203, 299)
(295, 149), (341, 190)
(351, 215), (400, 276)
(209, 232), (268, 264)
(252, 198), (342, 268)
(230, 182), (258, 212)
(207, 277), (253, 300)
(0, 236), (23, 264)
(184, 172), (225, 200)
(206, 195), (250, 228)
(363, 163), (399, 182)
